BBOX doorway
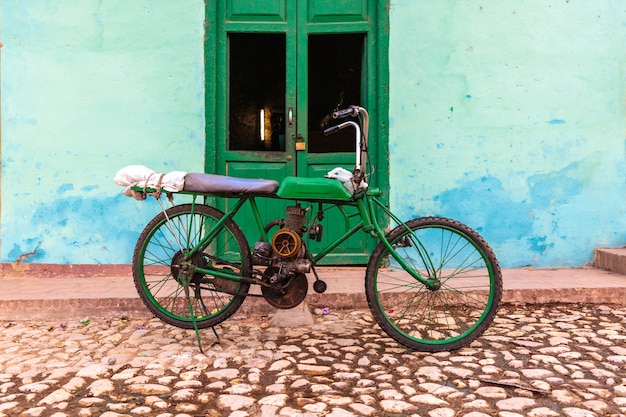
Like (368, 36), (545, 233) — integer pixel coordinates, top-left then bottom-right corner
(205, 0), (389, 264)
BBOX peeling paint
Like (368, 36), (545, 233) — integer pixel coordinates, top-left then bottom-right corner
(527, 235), (554, 254)
(433, 176), (533, 246)
(57, 184), (74, 195)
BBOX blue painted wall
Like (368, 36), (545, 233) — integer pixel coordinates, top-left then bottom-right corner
(1, 1), (624, 267)
(1, 1), (206, 264)
(389, 1), (625, 267)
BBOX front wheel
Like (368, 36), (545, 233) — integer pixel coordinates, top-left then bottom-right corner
(132, 204), (251, 329)
(365, 217), (502, 352)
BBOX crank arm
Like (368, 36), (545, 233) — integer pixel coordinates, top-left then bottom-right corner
(199, 274), (292, 292)
(197, 262), (295, 291)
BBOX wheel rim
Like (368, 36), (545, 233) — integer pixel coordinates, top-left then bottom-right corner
(374, 224), (496, 347)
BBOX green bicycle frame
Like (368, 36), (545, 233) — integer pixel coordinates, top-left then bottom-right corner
(145, 187), (432, 288)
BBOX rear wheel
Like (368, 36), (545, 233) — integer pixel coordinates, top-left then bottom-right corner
(132, 204), (251, 329)
(365, 217), (502, 352)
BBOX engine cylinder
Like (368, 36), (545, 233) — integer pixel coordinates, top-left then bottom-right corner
(284, 205), (306, 232)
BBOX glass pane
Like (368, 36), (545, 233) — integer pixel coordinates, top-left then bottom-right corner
(308, 33), (364, 153)
(229, 33), (286, 151)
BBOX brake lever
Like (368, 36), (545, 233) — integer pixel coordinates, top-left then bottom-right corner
(323, 125), (342, 136)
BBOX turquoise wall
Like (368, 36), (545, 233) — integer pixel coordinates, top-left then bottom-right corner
(0, 1), (205, 263)
(1, 1), (624, 267)
(389, 1), (625, 267)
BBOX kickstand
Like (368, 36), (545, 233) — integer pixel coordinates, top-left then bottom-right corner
(309, 260), (328, 294)
(210, 326), (220, 344)
(189, 319), (220, 354)
(182, 276), (220, 354)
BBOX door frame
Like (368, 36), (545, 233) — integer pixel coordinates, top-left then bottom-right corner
(203, 1), (389, 264)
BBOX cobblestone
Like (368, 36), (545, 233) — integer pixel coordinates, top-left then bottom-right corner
(0, 304), (625, 416)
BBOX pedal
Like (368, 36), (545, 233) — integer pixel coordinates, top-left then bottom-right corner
(313, 280), (327, 294)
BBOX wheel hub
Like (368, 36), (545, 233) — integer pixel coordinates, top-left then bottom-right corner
(426, 278), (442, 291)
(171, 251), (240, 293)
(171, 251), (207, 285)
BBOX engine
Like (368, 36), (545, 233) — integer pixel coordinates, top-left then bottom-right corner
(252, 204), (312, 285)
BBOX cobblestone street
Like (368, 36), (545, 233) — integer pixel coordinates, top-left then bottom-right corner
(0, 304), (625, 417)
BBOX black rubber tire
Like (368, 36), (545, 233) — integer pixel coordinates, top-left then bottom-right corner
(132, 204), (251, 329)
(365, 217), (502, 352)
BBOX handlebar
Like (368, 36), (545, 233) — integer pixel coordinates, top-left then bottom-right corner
(322, 105), (370, 190)
(323, 105), (368, 137)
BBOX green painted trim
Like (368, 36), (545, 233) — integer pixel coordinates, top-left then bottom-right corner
(204, 1), (217, 175)
(223, 22), (291, 32)
(373, 0), (390, 206)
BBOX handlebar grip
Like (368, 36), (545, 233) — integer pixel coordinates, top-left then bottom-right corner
(323, 125), (341, 136)
(332, 109), (353, 119)
(332, 105), (359, 119)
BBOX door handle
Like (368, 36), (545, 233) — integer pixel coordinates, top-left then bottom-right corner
(288, 108), (293, 126)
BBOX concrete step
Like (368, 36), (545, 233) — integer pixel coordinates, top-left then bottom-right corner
(594, 247), (626, 274)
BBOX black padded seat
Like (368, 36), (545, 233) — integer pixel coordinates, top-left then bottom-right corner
(183, 173), (279, 196)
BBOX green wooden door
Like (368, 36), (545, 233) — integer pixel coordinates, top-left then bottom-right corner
(205, 0), (389, 264)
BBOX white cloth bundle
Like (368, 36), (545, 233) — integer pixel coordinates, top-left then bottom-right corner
(325, 167), (368, 193)
(114, 165), (187, 200)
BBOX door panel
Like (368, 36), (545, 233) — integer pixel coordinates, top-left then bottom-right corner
(228, 33), (286, 152)
(307, 0), (368, 22)
(307, 34), (364, 154)
(223, 30), (294, 246)
(300, 31), (368, 263)
(226, 0), (287, 22)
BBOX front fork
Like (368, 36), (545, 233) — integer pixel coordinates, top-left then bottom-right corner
(366, 196), (441, 291)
